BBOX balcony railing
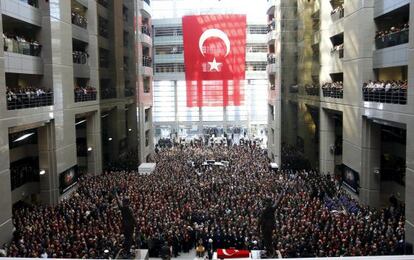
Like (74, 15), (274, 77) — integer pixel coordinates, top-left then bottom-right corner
(7, 91), (53, 110)
(124, 88), (134, 97)
(300, 85), (319, 96)
(3, 37), (41, 56)
(331, 8), (344, 22)
(322, 87), (343, 99)
(143, 56), (152, 67)
(20, 0), (38, 8)
(72, 13), (88, 29)
(142, 25), (151, 36)
(101, 88), (117, 99)
(376, 29), (409, 49)
(98, 0), (108, 7)
(74, 89), (97, 102)
(363, 87), (407, 105)
(73, 51), (89, 64)
(143, 0), (150, 6)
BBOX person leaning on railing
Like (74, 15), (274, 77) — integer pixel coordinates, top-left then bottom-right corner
(3, 33), (41, 56)
(6, 86), (52, 109)
(362, 80), (407, 103)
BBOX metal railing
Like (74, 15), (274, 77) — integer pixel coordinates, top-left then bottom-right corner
(7, 92), (53, 110)
(101, 88), (117, 99)
(124, 88), (134, 97)
(73, 51), (88, 64)
(74, 89), (97, 102)
(331, 8), (344, 21)
(141, 25), (151, 36)
(143, 56), (152, 67)
(3, 37), (41, 56)
(322, 87), (343, 99)
(363, 87), (407, 104)
(376, 29), (409, 49)
(72, 13), (88, 29)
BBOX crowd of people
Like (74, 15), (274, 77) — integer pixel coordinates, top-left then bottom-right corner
(322, 82), (343, 99)
(267, 18), (275, 32)
(101, 87), (117, 99)
(6, 87), (53, 110)
(74, 86), (97, 102)
(331, 43), (344, 58)
(72, 12), (88, 29)
(142, 25), (151, 36)
(73, 51), (89, 64)
(143, 56), (152, 67)
(267, 53), (276, 64)
(330, 4), (344, 19)
(376, 24), (409, 49)
(3, 33), (41, 56)
(362, 80), (407, 104)
(304, 84), (319, 96)
(3, 142), (408, 258)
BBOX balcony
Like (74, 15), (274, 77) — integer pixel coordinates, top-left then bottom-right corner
(322, 83), (343, 99)
(374, 0), (410, 18)
(124, 88), (135, 97)
(142, 56), (152, 68)
(140, 0), (152, 18)
(300, 85), (320, 97)
(74, 88), (97, 102)
(362, 82), (407, 105)
(0, 0), (41, 26)
(375, 29), (409, 49)
(140, 26), (152, 46)
(101, 88), (116, 99)
(4, 35), (41, 57)
(6, 90), (53, 110)
(331, 7), (344, 22)
(73, 51), (89, 64)
(71, 12), (87, 29)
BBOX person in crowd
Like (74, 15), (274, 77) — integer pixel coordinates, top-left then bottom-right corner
(5, 144), (406, 258)
(362, 80), (407, 104)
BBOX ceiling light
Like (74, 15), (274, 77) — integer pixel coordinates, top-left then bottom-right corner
(75, 119), (86, 125)
(128, 128), (132, 132)
(39, 170), (46, 175)
(108, 137), (113, 141)
(13, 132), (35, 142)
(101, 114), (109, 118)
(87, 147), (93, 151)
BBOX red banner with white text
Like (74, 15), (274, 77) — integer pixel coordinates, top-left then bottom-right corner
(182, 14), (247, 107)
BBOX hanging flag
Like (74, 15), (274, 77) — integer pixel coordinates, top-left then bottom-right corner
(182, 14), (247, 107)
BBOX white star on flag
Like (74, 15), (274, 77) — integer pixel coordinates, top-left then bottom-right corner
(208, 58), (222, 72)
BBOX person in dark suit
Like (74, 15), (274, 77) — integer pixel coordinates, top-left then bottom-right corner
(207, 238), (214, 260)
(115, 192), (138, 257)
(160, 241), (171, 260)
(259, 194), (282, 257)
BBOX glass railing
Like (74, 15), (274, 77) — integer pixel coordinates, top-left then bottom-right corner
(322, 87), (343, 99)
(74, 89), (97, 102)
(331, 8), (344, 22)
(101, 88), (117, 99)
(142, 25), (151, 36)
(376, 29), (409, 49)
(73, 51), (88, 64)
(143, 56), (152, 67)
(3, 37), (41, 56)
(124, 88), (134, 97)
(363, 87), (407, 104)
(72, 13), (88, 29)
(7, 91), (53, 110)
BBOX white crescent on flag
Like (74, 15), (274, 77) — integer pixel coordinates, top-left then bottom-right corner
(222, 249), (239, 256)
(198, 29), (231, 57)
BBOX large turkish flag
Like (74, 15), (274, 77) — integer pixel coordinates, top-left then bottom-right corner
(182, 14), (247, 107)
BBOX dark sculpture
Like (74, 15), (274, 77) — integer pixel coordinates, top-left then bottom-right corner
(115, 191), (138, 257)
(258, 194), (282, 257)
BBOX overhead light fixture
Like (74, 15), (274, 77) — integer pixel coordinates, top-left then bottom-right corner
(87, 147), (93, 151)
(13, 132), (35, 142)
(101, 114), (109, 118)
(128, 128), (132, 132)
(39, 170), (46, 175)
(75, 119), (86, 126)
(108, 137), (113, 141)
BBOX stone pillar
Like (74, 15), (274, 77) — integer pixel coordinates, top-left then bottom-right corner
(319, 109), (336, 175)
(86, 111), (102, 175)
(359, 118), (381, 207)
(0, 126), (13, 245)
(38, 123), (59, 205)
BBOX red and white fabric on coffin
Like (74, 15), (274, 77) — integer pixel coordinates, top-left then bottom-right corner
(182, 14), (247, 107)
(216, 249), (250, 259)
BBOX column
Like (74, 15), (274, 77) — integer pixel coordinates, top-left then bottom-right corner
(359, 118), (381, 207)
(0, 126), (13, 245)
(319, 109), (336, 175)
(86, 111), (103, 175)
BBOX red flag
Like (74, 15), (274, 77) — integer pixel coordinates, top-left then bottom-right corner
(217, 249), (250, 258)
(182, 14), (247, 107)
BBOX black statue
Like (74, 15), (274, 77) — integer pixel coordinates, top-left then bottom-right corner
(115, 191), (138, 256)
(258, 194), (282, 257)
